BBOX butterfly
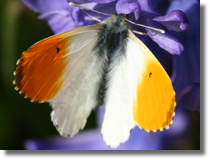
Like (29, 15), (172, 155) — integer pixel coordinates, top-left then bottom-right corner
(13, 4), (175, 148)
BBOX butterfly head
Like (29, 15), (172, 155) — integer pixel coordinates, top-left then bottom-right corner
(105, 14), (129, 32)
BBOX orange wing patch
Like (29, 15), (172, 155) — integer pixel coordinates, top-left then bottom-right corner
(133, 59), (176, 132)
(14, 34), (70, 102)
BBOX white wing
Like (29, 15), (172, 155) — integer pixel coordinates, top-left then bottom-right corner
(101, 30), (175, 148)
(50, 25), (106, 137)
(101, 48), (136, 148)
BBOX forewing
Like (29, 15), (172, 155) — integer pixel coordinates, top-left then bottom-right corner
(127, 30), (176, 132)
(14, 24), (105, 137)
(14, 24), (103, 102)
(50, 39), (105, 137)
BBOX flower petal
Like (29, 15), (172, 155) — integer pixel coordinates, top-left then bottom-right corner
(167, 0), (198, 15)
(39, 10), (77, 34)
(153, 10), (189, 32)
(136, 0), (189, 32)
(22, 0), (70, 13)
(67, 0), (116, 4)
(137, 0), (159, 18)
(116, 0), (140, 16)
(92, 2), (116, 19)
(88, 0), (116, 3)
(71, 6), (86, 27)
(146, 20), (184, 55)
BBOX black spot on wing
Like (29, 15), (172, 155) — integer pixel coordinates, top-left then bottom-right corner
(57, 47), (60, 53)
(149, 72), (152, 78)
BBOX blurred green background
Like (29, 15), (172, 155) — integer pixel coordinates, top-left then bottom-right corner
(0, 0), (97, 150)
(0, 0), (200, 150)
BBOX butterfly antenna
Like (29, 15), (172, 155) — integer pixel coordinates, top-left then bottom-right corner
(132, 30), (157, 36)
(69, 2), (112, 16)
(125, 18), (165, 34)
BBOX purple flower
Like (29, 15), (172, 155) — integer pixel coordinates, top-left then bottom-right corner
(168, 0), (200, 112)
(22, 0), (76, 33)
(22, 0), (106, 33)
(70, 0), (189, 55)
(22, 0), (189, 55)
